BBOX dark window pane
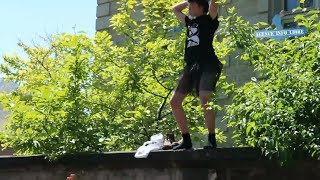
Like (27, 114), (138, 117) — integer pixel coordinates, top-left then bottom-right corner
(286, 0), (299, 11)
(284, 22), (297, 28)
(303, 0), (314, 8)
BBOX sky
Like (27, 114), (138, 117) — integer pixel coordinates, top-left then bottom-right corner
(0, 1), (97, 64)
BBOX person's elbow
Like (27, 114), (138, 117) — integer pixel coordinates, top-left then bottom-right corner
(209, 6), (218, 19)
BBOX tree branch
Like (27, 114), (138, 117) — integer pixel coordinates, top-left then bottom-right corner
(151, 69), (171, 90)
(139, 84), (166, 98)
(157, 89), (173, 121)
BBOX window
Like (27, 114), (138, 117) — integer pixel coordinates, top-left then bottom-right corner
(285, 0), (314, 12)
(269, 0), (319, 28)
(282, 0), (317, 28)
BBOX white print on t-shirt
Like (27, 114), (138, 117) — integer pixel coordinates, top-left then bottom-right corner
(187, 23), (200, 48)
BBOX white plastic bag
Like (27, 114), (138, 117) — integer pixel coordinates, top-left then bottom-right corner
(134, 133), (164, 158)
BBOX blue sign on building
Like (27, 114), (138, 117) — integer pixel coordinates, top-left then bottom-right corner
(254, 14), (307, 41)
(254, 28), (307, 38)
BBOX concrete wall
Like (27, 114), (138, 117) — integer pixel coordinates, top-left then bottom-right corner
(0, 148), (320, 180)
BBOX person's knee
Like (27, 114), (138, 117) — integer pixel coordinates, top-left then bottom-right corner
(200, 95), (210, 107)
(199, 91), (212, 106)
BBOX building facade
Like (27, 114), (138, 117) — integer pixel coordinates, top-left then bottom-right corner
(96, 0), (319, 32)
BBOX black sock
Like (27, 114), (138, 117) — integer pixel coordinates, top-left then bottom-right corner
(173, 133), (192, 150)
(182, 133), (191, 142)
(208, 133), (215, 140)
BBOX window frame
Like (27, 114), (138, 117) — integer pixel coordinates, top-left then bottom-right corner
(269, 0), (320, 28)
(284, 0), (315, 12)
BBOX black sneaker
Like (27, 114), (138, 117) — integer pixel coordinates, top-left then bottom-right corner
(171, 139), (182, 148)
(173, 140), (192, 150)
(173, 133), (192, 150)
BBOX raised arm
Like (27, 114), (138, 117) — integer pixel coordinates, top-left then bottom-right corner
(172, 1), (188, 25)
(209, 0), (218, 20)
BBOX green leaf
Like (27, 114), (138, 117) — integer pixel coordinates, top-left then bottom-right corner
(294, 14), (307, 22)
(246, 121), (255, 136)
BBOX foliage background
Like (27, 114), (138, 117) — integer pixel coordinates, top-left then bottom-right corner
(220, 5), (320, 163)
(2, 0), (318, 164)
(0, 0), (229, 159)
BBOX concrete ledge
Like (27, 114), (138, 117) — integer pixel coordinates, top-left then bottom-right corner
(0, 148), (320, 180)
(0, 147), (263, 169)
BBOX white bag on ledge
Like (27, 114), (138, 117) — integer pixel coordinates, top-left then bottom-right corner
(134, 133), (164, 158)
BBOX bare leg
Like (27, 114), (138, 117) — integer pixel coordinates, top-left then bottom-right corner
(199, 90), (217, 148)
(170, 91), (192, 150)
(170, 91), (188, 134)
(199, 91), (215, 133)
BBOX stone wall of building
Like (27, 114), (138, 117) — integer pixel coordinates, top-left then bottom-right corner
(96, 0), (119, 31)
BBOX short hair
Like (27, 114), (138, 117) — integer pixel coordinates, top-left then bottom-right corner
(188, 0), (209, 14)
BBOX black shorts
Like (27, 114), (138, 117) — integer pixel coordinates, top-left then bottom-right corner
(174, 63), (222, 96)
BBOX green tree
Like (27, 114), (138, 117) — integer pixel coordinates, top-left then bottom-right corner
(219, 5), (320, 163)
(0, 32), (116, 158)
(0, 0), (229, 159)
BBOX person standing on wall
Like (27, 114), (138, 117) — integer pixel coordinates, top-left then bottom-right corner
(171, 0), (223, 150)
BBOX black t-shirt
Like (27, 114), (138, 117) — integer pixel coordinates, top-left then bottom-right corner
(184, 15), (220, 68)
